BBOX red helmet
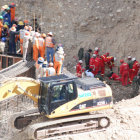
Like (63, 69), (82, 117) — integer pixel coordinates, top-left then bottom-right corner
(106, 52), (109, 56)
(120, 59), (124, 63)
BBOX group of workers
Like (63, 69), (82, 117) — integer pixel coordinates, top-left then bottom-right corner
(0, 3), (65, 78)
(35, 44), (64, 79)
(76, 47), (140, 86)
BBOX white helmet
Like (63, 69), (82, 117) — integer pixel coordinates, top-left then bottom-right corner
(132, 57), (136, 61)
(95, 47), (99, 51)
(114, 57), (116, 61)
(79, 60), (83, 63)
(47, 32), (53, 36)
(93, 54), (97, 57)
(128, 56), (131, 59)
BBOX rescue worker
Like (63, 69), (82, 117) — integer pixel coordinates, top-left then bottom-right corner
(94, 56), (102, 75)
(46, 62), (56, 77)
(38, 33), (46, 58)
(0, 16), (3, 38)
(9, 26), (19, 54)
(120, 59), (129, 86)
(93, 47), (100, 57)
(89, 54), (96, 74)
(40, 61), (48, 77)
(76, 60), (85, 78)
(54, 47), (64, 75)
(1, 24), (8, 38)
(23, 31), (30, 62)
(109, 71), (120, 81)
(0, 5), (7, 17)
(107, 56), (116, 70)
(31, 18), (41, 32)
(78, 47), (84, 60)
(17, 21), (24, 31)
(3, 7), (11, 27)
(33, 32), (39, 61)
(100, 53), (109, 76)
(85, 68), (94, 77)
(45, 32), (56, 63)
(127, 56), (133, 84)
(35, 57), (44, 79)
(9, 3), (16, 23)
(131, 58), (139, 82)
(95, 71), (103, 81)
(20, 26), (27, 55)
(85, 49), (92, 70)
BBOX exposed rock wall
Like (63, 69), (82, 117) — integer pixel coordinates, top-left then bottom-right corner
(0, 0), (140, 67)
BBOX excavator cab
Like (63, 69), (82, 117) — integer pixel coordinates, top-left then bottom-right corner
(38, 74), (77, 115)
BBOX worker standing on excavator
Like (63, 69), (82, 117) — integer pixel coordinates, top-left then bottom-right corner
(35, 57), (44, 79)
(46, 62), (56, 77)
(40, 61), (48, 77)
(54, 47), (64, 75)
(45, 32), (56, 63)
(120, 59), (129, 86)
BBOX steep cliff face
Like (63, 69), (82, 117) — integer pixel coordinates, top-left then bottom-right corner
(0, 0), (140, 68)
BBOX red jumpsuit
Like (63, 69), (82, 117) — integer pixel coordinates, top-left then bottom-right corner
(94, 57), (101, 75)
(131, 61), (139, 82)
(107, 56), (114, 70)
(89, 57), (96, 74)
(120, 63), (129, 86)
(94, 50), (99, 57)
(100, 54), (107, 76)
(109, 73), (120, 81)
(76, 63), (84, 78)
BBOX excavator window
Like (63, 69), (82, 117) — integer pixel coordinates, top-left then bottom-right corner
(51, 84), (66, 102)
(49, 81), (77, 113)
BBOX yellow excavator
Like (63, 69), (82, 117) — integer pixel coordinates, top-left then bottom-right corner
(0, 74), (113, 139)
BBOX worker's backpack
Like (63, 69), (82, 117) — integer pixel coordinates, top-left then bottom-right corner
(78, 48), (84, 60)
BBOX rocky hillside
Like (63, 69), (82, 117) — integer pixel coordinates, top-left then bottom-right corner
(0, 0), (140, 67)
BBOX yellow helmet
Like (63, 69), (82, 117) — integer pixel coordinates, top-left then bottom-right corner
(18, 21), (24, 26)
(3, 24), (8, 28)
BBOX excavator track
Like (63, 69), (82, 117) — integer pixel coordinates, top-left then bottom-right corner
(26, 113), (110, 139)
(8, 112), (109, 140)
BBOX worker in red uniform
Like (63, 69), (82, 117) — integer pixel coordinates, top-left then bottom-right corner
(120, 59), (129, 86)
(131, 58), (139, 82)
(76, 60), (85, 78)
(100, 52), (109, 76)
(107, 56), (116, 70)
(89, 54), (96, 74)
(93, 47), (100, 57)
(94, 56), (102, 75)
(109, 71), (120, 81)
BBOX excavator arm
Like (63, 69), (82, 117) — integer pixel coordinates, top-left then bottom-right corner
(0, 77), (40, 103)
